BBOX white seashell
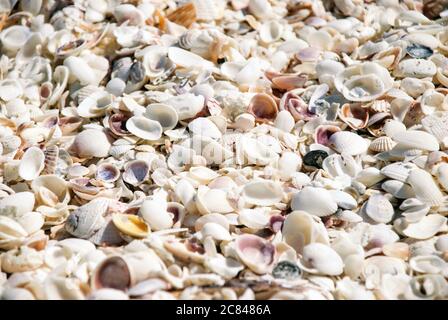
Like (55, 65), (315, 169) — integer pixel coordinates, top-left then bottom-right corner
(239, 135), (279, 165)
(196, 186), (235, 215)
(88, 289), (130, 300)
(402, 214), (447, 240)
(235, 234), (275, 274)
(407, 168), (445, 206)
(77, 90), (113, 118)
(291, 187), (338, 217)
(282, 211), (329, 254)
(421, 112), (448, 142)
(139, 199), (173, 231)
(65, 198), (109, 239)
(277, 151), (302, 180)
(436, 235), (448, 252)
(274, 110), (295, 132)
(334, 62), (393, 102)
(71, 129), (111, 158)
(0, 192), (35, 216)
(394, 59), (437, 78)
(369, 136), (397, 152)
(165, 93), (204, 120)
(18, 147), (45, 181)
(197, 222), (231, 241)
(241, 180), (283, 206)
(299, 243), (344, 276)
(322, 153), (361, 178)
(362, 194), (394, 224)
(189, 166), (219, 184)
(168, 47), (214, 70)
(328, 131), (370, 155)
(144, 103), (179, 131)
(259, 20), (283, 44)
(1, 26), (31, 54)
(188, 117), (222, 139)
(363, 256), (407, 289)
(409, 255), (447, 274)
(126, 116), (163, 141)
(238, 208), (269, 229)
(381, 180), (415, 199)
(328, 190), (357, 210)
(381, 162), (417, 182)
(17, 212), (44, 235)
(355, 167), (385, 187)
(392, 130), (439, 151)
(0, 79), (23, 101)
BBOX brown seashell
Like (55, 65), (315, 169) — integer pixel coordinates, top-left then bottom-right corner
(271, 74), (308, 91)
(247, 93), (278, 123)
(423, 0), (448, 19)
(279, 91), (315, 121)
(339, 103), (369, 129)
(59, 116), (83, 135)
(167, 2), (197, 28)
(42, 145), (59, 175)
(92, 256), (132, 291)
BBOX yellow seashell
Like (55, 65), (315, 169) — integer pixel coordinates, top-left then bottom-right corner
(112, 214), (149, 238)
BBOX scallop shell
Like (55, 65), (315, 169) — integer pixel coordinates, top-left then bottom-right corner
(369, 136), (397, 153)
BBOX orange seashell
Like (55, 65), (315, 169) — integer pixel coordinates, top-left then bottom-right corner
(247, 93), (278, 123)
(271, 74), (308, 91)
(167, 3), (197, 28)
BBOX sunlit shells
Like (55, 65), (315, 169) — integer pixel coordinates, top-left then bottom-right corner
(70, 129), (111, 158)
(112, 214), (149, 238)
(291, 187), (338, 217)
(299, 243), (344, 276)
(328, 131), (370, 156)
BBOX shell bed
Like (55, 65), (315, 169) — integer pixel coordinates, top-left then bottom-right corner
(0, 0), (448, 300)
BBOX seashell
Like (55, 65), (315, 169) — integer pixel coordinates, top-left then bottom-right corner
(274, 110), (295, 132)
(400, 77), (435, 99)
(1, 287), (35, 300)
(407, 168), (445, 206)
(239, 135), (279, 165)
(196, 186), (235, 215)
(278, 151), (302, 180)
(363, 256), (407, 289)
(144, 103), (179, 131)
(291, 187), (338, 217)
(113, 4), (145, 26)
(64, 54), (108, 86)
(355, 167), (385, 187)
(299, 243), (344, 276)
(126, 116), (163, 141)
(88, 289), (130, 300)
(272, 261), (302, 280)
(381, 180), (415, 199)
(235, 234), (276, 274)
(112, 214), (149, 238)
(122, 160), (149, 186)
(168, 47), (214, 70)
(279, 91), (315, 121)
(1, 246), (43, 273)
(77, 90), (113, 119)
(314, 125), (341, 146)
(394, 59), (437, 79)
(18, 147), (45, 181)
(0, 192), (35, 216)
(282, 211), (329, 254)
(322, 153), (360, 179)
(421, 112), (448, 143)
(362, 194), (394, 224)
(402, 214), (447, 240)
(241, 180), (283, 207)
(17, 212), (44, 235)
(65, 198), (109, 239)
(382, 242), (409, 261)
(165, 93), (205, 121)
(328, 131), (370, 156)
(405, 274), (448, 300)
(189, 166), (219, 184)
(259, 20), (283, 44)
(303, 150), (328, 170)
(96, 163), (120, 183)
(0, 25), (31, 54)
(334, 62), (394, 102)
(238, 208), (269, 229)
(369, 136), (396, 153)
(247, 93), (278, 123)
(31, 175), (69, 205)
(392, 130), (439, 152)
(338, 103), (369, 129)
(436, 235), (448, 252)
(139, 199), (173, 231)
(70, 129), (111, 158)
(166, 2), (196, 27)
(409, 255), (447, 274)
(328, 190), (357, 210)
(406, 44), (433, 59)
(187, 117), (221, 140)
(197, 222), (231, 241)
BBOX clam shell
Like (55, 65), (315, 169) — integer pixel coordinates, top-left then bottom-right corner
(328, 131), (370, 156)
(71, 129), (111, 158)
(139, 199), (173, 231)
(299, 243), (344, 276)
(369, 136), (397, 153)
(0, 192), (35, 216)
(126, 116), (163, 141)
(402, 214), (447, 240)
(247, 93), (278, 123)
(407, 168), (445, 206)
(122, 160), (149, 186)
(18, 147), (45, 181)
(144, 103), (179, 131)
(291, 187), (338, 217)
(381, 180), (415, 199)
(234, 234), (276, 274)
(65, 198), (109, 239)
(362, 194), (394, 224)
(394, 59), (437, 78)
(392, 130), (439, 151)
(241, 180), (283, 206)
(112, 214), (149, 238)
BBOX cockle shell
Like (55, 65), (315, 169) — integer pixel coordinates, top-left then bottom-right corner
(234, 234), (276, 274)
(394, 59), (437, 78)
(122, 160), (149, 186)
(70, 129), (111, 158)
(65, 198), (109, 239)
(291, 187), (338, 217)
(139, 199), (173, 231)
(369, 136), (397, 153)
(247, 93), (278, 123)
(362, 194), (394, 224)
(112, 214), (149, 238)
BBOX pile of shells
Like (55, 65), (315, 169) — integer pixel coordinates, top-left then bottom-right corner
(1, 0), (448, 300)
